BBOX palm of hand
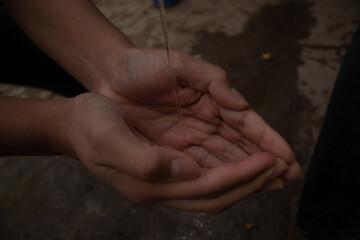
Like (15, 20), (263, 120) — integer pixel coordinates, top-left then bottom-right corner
(118, 91), (260, 169)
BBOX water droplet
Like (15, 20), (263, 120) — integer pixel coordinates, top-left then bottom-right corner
(193, 218), (204, 228)
(189, 230), (196, 236)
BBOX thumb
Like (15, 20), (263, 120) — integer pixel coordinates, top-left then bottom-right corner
(176, 52), (249, 110)
(120, 143), (201, 182)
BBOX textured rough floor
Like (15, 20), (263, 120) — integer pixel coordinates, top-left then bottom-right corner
(1, 0), (359, 239)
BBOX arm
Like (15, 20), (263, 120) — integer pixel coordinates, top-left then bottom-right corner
(0, 0), (132, 92)
(0, 95), (67, 155)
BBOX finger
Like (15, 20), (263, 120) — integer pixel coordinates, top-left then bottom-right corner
(111, 152), (277, 203)
(217, 121), (263, 154)
(219, 107), (295, 162)
(283, 160), (302, 181)
(163, 120), (256, 165)
(261, 178), (286, 192)
(175, 52), (248, 110)
(186, 146), (223, 168)
(155, 115), (216, 150)
(183, 93), (221, 124)
(163, 115), (252, 163)
(184, 104), (263, 156)
(156, 162), (287, 213)
(219, 107), (302, 180)
(200, 135), (249, 162)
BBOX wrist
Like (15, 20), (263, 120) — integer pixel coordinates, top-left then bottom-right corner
(42, 98), (78, 158)
(0, 96), (71, 156)
(78, 43), (136, 96)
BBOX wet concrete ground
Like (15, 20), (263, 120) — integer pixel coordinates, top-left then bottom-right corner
(1, 0), (360, 239)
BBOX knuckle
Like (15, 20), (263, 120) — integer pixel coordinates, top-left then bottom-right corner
(173, 50), (196, 71)
(235, 111), (249, 132)
(208, 68), (230, 91)
(216, 68), (228, 80)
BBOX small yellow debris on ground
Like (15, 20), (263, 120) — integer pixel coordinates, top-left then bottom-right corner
(326, 91), (332, 99)
(261, 53), (272, 60)
(245, 223), (254, 230)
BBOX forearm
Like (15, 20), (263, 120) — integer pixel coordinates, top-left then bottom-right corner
(0, 0), (135, 92)
(0, 96), (69, 156)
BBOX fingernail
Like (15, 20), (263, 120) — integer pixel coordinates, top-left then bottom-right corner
(269, 165), (289, 181)
(170, 158), (200, 180)
(231, 87), (249, 106)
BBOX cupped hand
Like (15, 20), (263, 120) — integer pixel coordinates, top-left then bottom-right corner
(98, 48), (302, 182)
(62, 93), (288, 213)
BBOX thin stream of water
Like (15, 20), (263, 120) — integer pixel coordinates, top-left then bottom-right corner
(157, 3), (211, 240)
(158, 0), (188, 150)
